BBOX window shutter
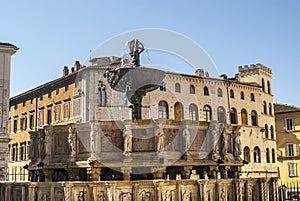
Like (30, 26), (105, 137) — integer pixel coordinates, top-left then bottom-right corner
(293, 144), (297, 156)
(289, 163), (297, 176)
(285, 144), (288, 156)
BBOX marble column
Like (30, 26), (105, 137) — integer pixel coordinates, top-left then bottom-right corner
(183, 166), (192, 179)
(121, 167), (131, 181)
(152, 167), (165, 179)
(44, 169), (53, 182)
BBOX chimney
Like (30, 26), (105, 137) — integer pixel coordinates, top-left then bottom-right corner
(219, 74), (227, 79)
(195, 69), (205, 77)
(63, 66), (69, 76)
(74, 61), (81, 71)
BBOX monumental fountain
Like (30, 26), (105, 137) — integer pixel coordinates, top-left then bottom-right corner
(104, 39), (166, 120)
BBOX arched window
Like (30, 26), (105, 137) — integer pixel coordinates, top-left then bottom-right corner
(263, 101), (267, 114)
(254, 146), (261, 163)
(160, 82), (166, 91)
(262, 78), (265, 92)
(244, 146), (250, 162)
(190, 85), (195, 94)
(175, 83), (181, 93)
(217, 106), (226, 123)
(251, 110), (258, 126)
(272, 148), (276, 163)
(189, 104), (198, 121)
(98, 82), (107, 106)
(267, 81), (271, 94)
(265, 124), (269, 138)
(269, 103), (273, 116)
(270, 125), (275, 139)
(204, 86), (209, 96)
(230, 89), (234, 99)
(203, 105), (212, 122)
(240, 91), (245, 100)
(266, 148), (270, 163)
(174, 102), (184, 121)
(217, 88), (223, 97)
(251, 93), (255, 102)
(230, 108), (238, 124)
(158, 101), (169, 119)
(241, 109), (248, 125)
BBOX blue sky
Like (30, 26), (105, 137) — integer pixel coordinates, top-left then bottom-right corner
(1, 1), (300, 106)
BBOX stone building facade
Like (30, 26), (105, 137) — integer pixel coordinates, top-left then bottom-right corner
(8, 61), (82, 181)
(9, 56), (277, 190)
(275, 103), (300, 184)
(0, 42), (18, 180)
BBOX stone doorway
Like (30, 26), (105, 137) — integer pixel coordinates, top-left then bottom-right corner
(174, 102), (184, 121)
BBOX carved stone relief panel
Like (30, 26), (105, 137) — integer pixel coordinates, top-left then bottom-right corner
(77, 130), (90, 154)
(94, 189), (108, 201)
(180, 184), (198, 201)
(38, 190), (51, 201)
(116, 187), (133, 201)
(101, 129), (123, 152)
(132, 129), (154, 152)
(138, 189), (153, 201)
(74, 190), (88, 201)
(54, 130), (70, 155)
(54, 187), (64, 201)
(190, 130), (206, 151)
(164, 129), (180, 151)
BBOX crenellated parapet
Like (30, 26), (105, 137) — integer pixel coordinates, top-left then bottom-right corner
(238, 63), (272, 76)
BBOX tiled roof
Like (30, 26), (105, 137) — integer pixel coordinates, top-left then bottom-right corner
(274, 103), (300, 113)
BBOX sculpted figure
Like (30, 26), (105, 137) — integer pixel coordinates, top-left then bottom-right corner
(123, 126), (132, 154)
(156, 123), (164, 152)
(120, 192), (131, 201)
(68, 125), (76, 155)
(182, 125), (191, 151)
(139, 191), (152, 201)
(96, 191), (107, 201)
(90, 123), (98, 156)
(233, 126), (242, 158)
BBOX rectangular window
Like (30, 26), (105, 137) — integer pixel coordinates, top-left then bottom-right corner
(39, 109), (44, 126)
(13, 118), (18, 133)
(12, 143), (18, 161)
(286, 118), (294, 131)
(285, 144), (296, 157)
(12, 166), (16, 181)
(65, 85), (69, 92)
(8, 145), (11, 161)
(64, 102), (70, 119)
(55, 105), (60, 122)
(20, 167), (25, 181)
(20, 142), (26, 161)
(20, 115), (27, 131)
(47, 108), (52, 125)
(27, 142), (30, 160)
(73, 98), (80, 117)
(29, 113), (34, 129)
(289, 163), (297, 177)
